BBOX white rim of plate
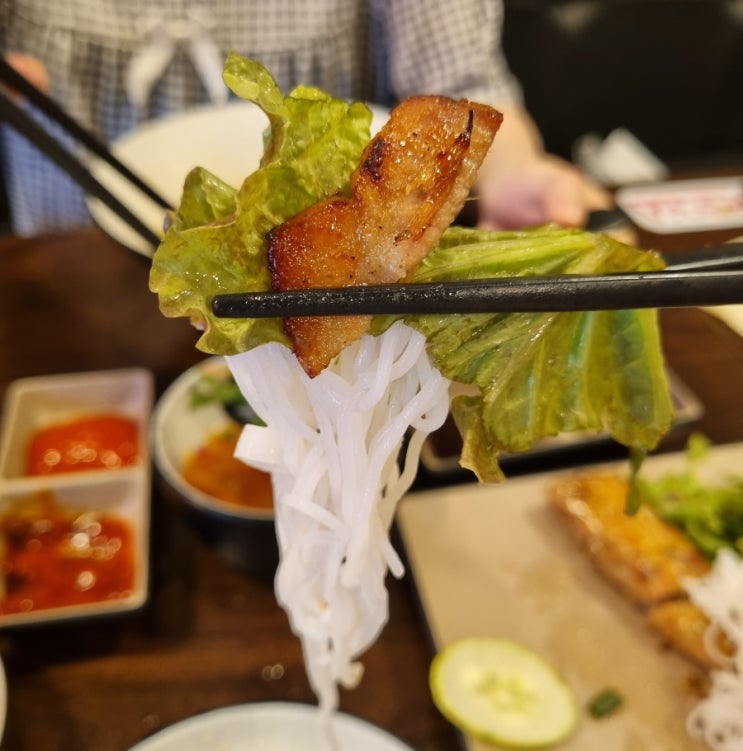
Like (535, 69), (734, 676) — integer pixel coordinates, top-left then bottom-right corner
(0, 655), (6, 742)
(128, 701), (414, 751)
(151, 357), (274, 521)
(88, 101), (389, 257)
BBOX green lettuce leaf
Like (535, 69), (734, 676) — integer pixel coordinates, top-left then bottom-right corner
(149, 55), (673, 484)
(639, 434), (743, 557)
(149, 53), (373, 353)
(372, 226), (673, 481)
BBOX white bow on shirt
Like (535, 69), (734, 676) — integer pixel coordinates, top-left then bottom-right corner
(126, 5), (227, 108)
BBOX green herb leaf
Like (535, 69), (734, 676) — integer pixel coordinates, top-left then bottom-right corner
(639, 433), (743, 558)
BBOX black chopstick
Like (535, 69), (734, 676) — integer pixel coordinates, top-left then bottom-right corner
(0, 57), (171, 209)
(0, 88), (162, 248)
(663, 241), (743, 271)
(211, 267), (743, 318)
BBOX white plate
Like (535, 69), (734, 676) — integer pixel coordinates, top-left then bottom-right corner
(151, 356), (273, 520)
(128, 702), (413, 751)
(88, 102), (389, 257)
(396, 445), (743, 750)
(0, 655), (6, 743)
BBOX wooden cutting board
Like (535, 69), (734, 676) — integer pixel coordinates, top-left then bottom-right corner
(396, 445), (743, 750)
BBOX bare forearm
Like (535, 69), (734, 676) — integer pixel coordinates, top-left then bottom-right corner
(475, 104), (608, 230)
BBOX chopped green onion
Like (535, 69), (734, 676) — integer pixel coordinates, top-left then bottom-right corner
(588, 688), (623, 718)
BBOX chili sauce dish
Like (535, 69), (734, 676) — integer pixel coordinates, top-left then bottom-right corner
(0, 368), (153, 627)
(151, 357), (277, 576)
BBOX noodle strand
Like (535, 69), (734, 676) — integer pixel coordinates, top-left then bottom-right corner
(228, 321), (451, 713)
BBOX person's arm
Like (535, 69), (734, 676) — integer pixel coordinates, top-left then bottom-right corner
(376, 0), (608, 230)
(475, 104), (609, 230)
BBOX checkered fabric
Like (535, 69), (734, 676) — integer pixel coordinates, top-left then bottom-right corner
(0, 0), (521, 235)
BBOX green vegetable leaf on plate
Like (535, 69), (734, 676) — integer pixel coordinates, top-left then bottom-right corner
(640, 434), (743, 557)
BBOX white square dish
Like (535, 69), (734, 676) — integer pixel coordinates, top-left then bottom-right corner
(0, 368), (153, 627)
(0, 472), (150, 627)
(0, 368), (152, 481)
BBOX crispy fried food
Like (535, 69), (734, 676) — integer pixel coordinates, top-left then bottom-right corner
(268, 95), (502, 376)
(648, 598), (731, 669)
(548, 472), (711, 607)
(549, 471), (722, 668)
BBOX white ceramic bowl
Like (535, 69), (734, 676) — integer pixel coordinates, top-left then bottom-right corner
(151, 357), (277, 575)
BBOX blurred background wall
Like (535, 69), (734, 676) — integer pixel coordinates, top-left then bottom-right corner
(501, 0), (743, 168)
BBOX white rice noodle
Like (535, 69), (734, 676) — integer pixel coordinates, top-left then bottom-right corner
(227, 321), (451, 713)
(685, 548), (743, 750)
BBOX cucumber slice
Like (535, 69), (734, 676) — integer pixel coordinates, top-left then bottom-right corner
(429, 637), (578, 748)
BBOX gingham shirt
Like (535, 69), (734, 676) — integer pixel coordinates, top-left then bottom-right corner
(0, 0), (521, 235)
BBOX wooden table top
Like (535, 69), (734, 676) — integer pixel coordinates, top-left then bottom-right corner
(1, 214), (743, 751)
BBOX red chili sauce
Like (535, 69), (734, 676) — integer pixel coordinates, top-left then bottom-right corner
(181, 422), (273, 510)
(26, 414), (139, 475)
(0, 491), (136, 614)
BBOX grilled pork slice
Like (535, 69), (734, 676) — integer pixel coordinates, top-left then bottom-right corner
(548, 473), (711, 607)
(268, 95), (502, 376)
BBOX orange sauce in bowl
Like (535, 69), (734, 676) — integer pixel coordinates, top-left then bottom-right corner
(181, 423), (273, 511)
(26, 414), (139, 475)
(0, 490), (136, 614)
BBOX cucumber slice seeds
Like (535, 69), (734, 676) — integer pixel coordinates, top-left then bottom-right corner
(429, 637), (578, 748)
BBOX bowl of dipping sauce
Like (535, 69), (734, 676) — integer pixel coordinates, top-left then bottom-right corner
(151, 357), (277, 576)
(0, 368), (153, 626)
